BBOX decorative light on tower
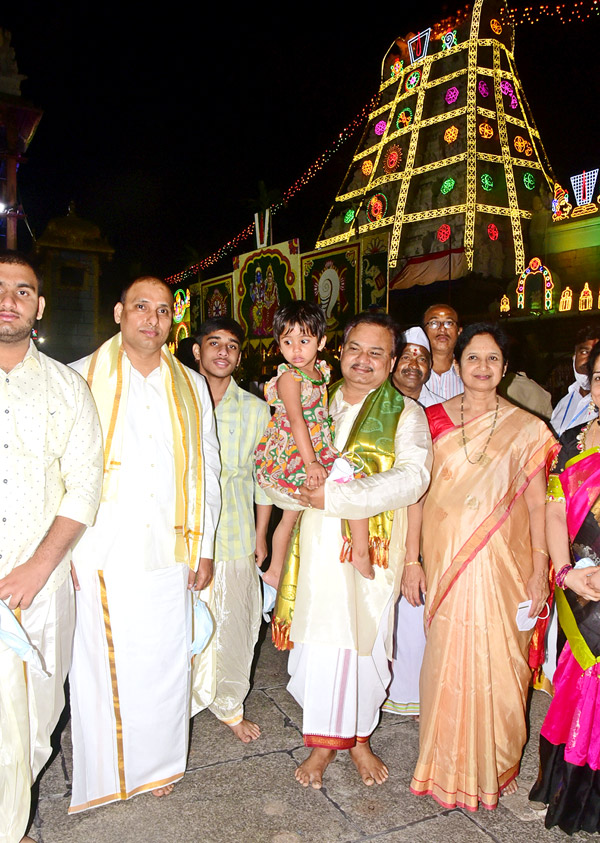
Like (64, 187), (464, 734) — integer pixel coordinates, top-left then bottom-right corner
(315, 0), (555, 283)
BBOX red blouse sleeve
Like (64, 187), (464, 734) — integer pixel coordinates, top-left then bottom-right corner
(426, 403), (455, 442)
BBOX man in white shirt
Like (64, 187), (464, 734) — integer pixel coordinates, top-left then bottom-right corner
(422, 304), (463, 399)
(68, 277), (221, 813)
(287, 314), (431, 790)
(550, 326), (600, 437)
(0, 252), (103, 843)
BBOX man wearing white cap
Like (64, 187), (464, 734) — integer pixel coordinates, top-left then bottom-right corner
(384, 327), (441, 718)
(391, 327), (444, 409)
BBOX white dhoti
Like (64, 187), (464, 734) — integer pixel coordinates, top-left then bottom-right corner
(69, 564), (191, 813)
(287, 598), (392, 747)
(0, 577), (74, 842)
(383, 598), (426, 716)
(191, 554), (262, 724)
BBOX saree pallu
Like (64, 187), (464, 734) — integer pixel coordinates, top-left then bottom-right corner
(530, 441), (600, 834)
(410, 404), (556, 811)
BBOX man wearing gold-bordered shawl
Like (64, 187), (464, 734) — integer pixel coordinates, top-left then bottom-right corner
(67, 278), (221, 813)
(278, 314), (431, 789)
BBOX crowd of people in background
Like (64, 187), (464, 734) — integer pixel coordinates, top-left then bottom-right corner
(3, 247), (600, 842)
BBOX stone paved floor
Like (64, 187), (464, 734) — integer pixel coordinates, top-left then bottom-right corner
(29, 626), (592, 843)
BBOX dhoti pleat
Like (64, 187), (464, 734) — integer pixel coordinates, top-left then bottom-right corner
(383, 598), (425, 716)
(69, 564), (191, 813)
(287, 598), (392, 749)
(191, 554), (262, 724)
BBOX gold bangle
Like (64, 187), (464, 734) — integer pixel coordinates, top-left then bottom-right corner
(532, 547), (549, 557)
(404, 560), (422, 567)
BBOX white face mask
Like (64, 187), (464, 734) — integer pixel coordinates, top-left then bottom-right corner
(573, 357), (590, 390)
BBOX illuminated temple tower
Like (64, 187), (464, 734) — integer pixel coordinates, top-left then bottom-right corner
(316, 0), (554, 282)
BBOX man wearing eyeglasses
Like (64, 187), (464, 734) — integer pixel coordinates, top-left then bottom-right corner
(422, 304), (463, 400)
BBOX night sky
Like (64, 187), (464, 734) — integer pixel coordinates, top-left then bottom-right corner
(2, 1), (599, 306)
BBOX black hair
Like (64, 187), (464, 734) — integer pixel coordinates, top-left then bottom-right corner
(576, 324), (600, 346)
(342, 312), (401, 355)
(0, 250), (43, 292)
(454, 322), (509, 364)
(174, 336), (199, 369)
(120, 276), (174, 304)
(195, 316), (245, 347)
(272, 300), (326, 343)
(587, 341), (600, 380)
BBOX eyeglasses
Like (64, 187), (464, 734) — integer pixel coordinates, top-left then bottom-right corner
(425, 319), (457, 330)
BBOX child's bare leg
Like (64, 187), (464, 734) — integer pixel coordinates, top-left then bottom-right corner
(347, 518), (374, 579)
(263, 509), (299, 589)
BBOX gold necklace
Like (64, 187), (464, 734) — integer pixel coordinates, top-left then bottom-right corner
(460, 395), (499, 465)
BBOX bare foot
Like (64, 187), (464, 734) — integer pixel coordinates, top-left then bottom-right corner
(262, 566), (281, 589)
(152, 784), (174, 797)
(294, 748), (336, 788)
(501, 778), (518, 796)
(21, 837), (37, 842)
(350, 547), (375, 580)
(349, 741), (388, 785)
(228, 718), (261, 743)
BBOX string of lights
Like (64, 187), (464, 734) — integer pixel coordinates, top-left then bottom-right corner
(164, 93), (380, 286)
(508, 0), (600, 26)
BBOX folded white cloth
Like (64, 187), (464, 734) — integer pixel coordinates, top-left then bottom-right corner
(0, 598), (47, 673)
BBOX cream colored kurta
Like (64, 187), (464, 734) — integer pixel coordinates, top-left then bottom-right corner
(290, 392), (432, 658)
(68, 357), (220, 813)
(0, 342), (103, 843)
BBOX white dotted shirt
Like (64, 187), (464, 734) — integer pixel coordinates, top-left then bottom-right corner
(0, 342), (103, 593)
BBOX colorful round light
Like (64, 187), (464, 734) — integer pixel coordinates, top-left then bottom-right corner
(481, 174), (494, 191)
(375, 120), (387, 136)
(437, 224), (451, 242)
(479, 122), (494, 139)
(366, 193), (388, 223)
(488, 223), (499, 240)
(361, 160), (373, 176)
(440, 178), (456, 195)
(444, 125), (459, 143)
(396, 107), (413, 129)
(490, 18), (503, 33)
(510, 94), (518, 109)
(405, 70), (421, 91)
(343, 209), (355, 224)
(500, 80), (514, 96)
(478, 80), (489, 98)
(514, 136), (527, 153)
(445, 86), (460, 105)
(523, 172), (536, 190)
(384, 145), (402, 173)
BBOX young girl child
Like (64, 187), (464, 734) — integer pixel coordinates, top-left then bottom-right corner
(255, 300), (372, 589)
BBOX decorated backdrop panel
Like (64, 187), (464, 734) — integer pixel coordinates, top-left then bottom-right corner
(234, 240), (301, 340)
(199, 275), (234, 323)
(301, 244), (360, 333)
(360, 234), (389, 310)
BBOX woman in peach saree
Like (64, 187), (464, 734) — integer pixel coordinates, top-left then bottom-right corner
(409, 324), (557, 811)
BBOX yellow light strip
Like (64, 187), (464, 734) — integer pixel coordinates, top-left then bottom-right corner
(388, 55), (433, 267)
(493, 41), (525, 273)
(463, 0), (484, 270)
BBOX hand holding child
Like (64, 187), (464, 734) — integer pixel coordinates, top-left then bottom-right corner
(305, 460), (328, 489)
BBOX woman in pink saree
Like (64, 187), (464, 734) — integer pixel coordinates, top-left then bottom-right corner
(529, 341), (600, 834)
(410, 324), (557, 811)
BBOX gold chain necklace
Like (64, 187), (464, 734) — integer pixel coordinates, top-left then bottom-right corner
(460, 395), (499, 465)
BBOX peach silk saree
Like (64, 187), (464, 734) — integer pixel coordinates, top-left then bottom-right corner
(410, 403), (557, 811)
